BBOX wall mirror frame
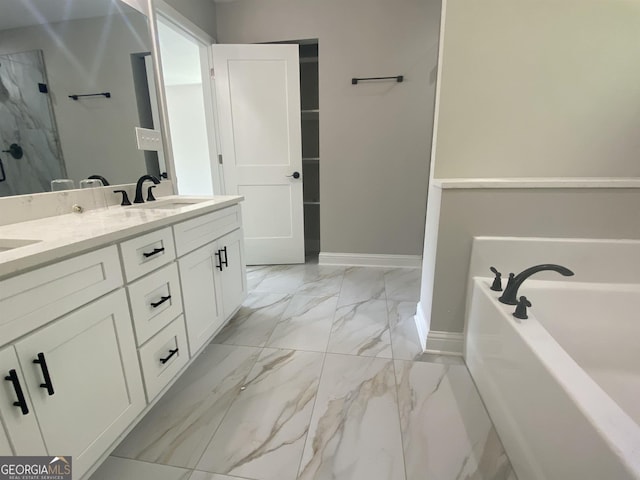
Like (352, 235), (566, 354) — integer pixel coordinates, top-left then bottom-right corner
(0, 0), (174, 198)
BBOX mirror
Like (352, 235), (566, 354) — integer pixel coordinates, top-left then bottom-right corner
(0, 0), (164, 197)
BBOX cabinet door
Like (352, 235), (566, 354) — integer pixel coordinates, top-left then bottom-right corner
(178, 242), (224, 355)
(0, 424), (11, 455)
(15, 289), (145, 477)
(218, 229), (247, 319)
(0, 346), (46, 455)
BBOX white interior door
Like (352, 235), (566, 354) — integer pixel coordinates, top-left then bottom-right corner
(212, 44), (304, 265)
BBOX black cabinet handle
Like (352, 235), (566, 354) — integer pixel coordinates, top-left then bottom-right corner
(143, 247), (165, 258)
(221, 246), (229, 269)
(160, 348), (179, 365)
(150, 295), (171, 308)
(4, 369), (29, 415)
(214, 250), (223, 271)
(33, 353), (54, 396)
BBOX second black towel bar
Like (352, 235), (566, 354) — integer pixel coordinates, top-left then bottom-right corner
(352, 75), (404, 85)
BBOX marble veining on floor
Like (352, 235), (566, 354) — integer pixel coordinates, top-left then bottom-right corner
(92, 264), (516, 480)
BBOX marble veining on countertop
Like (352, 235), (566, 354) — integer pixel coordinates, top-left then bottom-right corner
(0, 195), (243, 279)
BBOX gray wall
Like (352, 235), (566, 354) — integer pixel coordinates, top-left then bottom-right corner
(215, 0), (440, 256)
(431, 188), (640, 333)
(164, 0), (217, 39)
(433, 0), (640, 178)
(419, 0), (640, 338)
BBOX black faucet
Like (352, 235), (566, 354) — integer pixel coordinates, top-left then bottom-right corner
(498, 264), (574, 305)
(88, 175), (109, 186)
(134, 175), (160, 203)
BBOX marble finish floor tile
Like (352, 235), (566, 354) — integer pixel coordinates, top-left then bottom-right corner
(414, 352), (466, 365)
(114, 345), (261, 469)
(251, 264), (307, 293)
(394, 360), (513, 480)
(337, 267), (386, 306)
(213, 293), (291, 347)
(327, 299), (392, 358)
(266, 295), (338, 351)
(90, 457), (191, 480)
(383, 268), (421, 302)
(196, 348), (324, 480)
(387, 300), (423, 361)
(189, 471), (252, 480)
(298, 353), (405, 480)
(246, 266), (273, 291)
(295, 265), (345, 296)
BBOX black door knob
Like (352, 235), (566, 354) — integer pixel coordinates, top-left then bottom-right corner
(287, 171), (301, 179)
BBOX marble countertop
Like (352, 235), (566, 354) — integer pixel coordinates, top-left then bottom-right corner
(0, 195), (243, 280)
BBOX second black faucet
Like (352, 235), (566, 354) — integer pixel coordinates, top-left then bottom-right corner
(134, 175), (161, 203)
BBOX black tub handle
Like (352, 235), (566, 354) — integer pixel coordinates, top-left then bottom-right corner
(33, 353), (54, 396)
(5, 369), (29, 415)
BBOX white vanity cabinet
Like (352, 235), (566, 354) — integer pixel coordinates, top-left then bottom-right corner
(0, 196), (246, 479)
(14, 289), (145, 476)
(0, 424), (11, 455)
(0, 346), (46, 455)
(175, 206), (246, 355)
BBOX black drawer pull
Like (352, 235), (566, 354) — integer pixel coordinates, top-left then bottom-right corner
(150, 295), (171, 308)
(143, 247), (165, 258)
(214, 250), (223, 271)
(220, 246), (229, 268)
(160, 348), (179, 365)
(33, 353), (55, 396)
(4, 369), (29, 415)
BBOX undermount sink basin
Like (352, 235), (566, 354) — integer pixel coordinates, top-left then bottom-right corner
(130, 198), (208, 210)
(0, 239), (42, 252)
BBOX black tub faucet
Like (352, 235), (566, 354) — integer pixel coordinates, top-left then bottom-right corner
(134, 175), (160, 203)
(88, 175), (109, 186)
(498, 264), (574, 305)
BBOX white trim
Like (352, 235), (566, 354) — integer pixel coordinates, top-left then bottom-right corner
(413, 302), (429, 349)
(433, 177), (640, 189)
(425, 330), (464, 356)
(318, 252), (422, 268)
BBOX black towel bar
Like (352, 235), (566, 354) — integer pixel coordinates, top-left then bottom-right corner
(351, 75), (403, 85)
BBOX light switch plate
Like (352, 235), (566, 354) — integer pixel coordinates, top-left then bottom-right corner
(135, 127), (163, 151)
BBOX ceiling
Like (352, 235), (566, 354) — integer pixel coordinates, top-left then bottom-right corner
(0, 0), (136, 31)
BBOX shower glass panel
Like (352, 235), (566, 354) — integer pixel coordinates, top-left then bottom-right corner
(0, 50), (65, 196)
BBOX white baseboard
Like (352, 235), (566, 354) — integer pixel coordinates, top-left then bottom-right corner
(425, 330), (464, 356)
(318, 252), (422, 268)
(414, 302), (429, 348)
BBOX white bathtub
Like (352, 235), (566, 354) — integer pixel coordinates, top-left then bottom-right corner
(465, 278), (640, 480)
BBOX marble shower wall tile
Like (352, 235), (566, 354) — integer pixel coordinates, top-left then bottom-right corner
(394, 360), (514, 480)
(213, 293), (291, 347)
(298, 354), (405, 480)
(90, 457), (191, 480)
(383, 268), (421, 302)
(266, 294), (338, 351)
(295, 265), (345, 297)
(327, 300), (392, 358)
(387, 300), (423, 361)
(113, 345), (261, 469)
(337, 267), (386, 306)
(196, 348), (324, 480)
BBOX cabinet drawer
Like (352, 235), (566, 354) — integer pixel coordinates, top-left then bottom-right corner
(0, 246), (123, 344)
(138, 317), (189, 401)
(173, 205), (240, 257)
(127, 263), (183, 345)
(120, 227), (176, 282)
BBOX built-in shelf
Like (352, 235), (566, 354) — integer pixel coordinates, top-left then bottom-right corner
(303, 157), (319, 162)
(304, 201), (320, 205)
(300, 56), (318, 64)
(301, 109), (319, 119)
